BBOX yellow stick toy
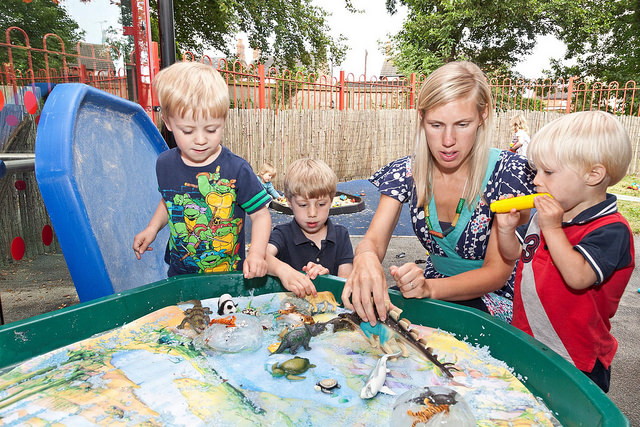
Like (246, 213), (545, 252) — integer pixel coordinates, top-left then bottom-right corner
(489, 193), (552, 213)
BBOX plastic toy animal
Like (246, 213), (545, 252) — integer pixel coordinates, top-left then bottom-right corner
(177, 300), (213, 334)
(407, 404), (450, 426)
(305, 291), (340, 313)
(217, 293), (238, 315)
(410, 388), (458, 406)
(277, 309), (315, 327)
(360, 351), (401, 399)
(315, 378), (340, 394)
(208, 315), (237, 328)
(270, 356), (316, 380)
(339, 308), (458, 378)
(270, 323), (326, 355)
(359, 321), (409, 358)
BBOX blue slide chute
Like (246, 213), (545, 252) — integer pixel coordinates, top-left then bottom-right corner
(35, 84), (168, 301)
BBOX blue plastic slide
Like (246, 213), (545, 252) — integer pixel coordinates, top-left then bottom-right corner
(35, 84), (168, 301)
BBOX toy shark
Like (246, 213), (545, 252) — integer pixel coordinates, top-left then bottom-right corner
(360, 351), (401, 399)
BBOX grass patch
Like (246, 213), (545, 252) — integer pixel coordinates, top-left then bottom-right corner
(609, 174), (640, 233)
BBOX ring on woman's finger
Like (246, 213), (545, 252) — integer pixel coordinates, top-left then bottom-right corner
(408, 282), (414, 290)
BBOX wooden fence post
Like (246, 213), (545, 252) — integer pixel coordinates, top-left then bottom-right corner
(258, 63), (266, 109)
(339, 70), (345, 111)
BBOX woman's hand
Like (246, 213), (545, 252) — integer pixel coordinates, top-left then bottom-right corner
(390, 263), (430, 298)
(342, 194), (402, 325)
(342, 251), (390, 325)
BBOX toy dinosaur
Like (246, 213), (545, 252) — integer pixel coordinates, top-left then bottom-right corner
(338, 308), (458, 378)
(270, 322), (326, 355)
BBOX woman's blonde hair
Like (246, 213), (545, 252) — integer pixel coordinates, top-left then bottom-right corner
(154, 61), (229, 121)
(528, 111), (631, 185)
(284, 158), (338, 200)
(510, 114), (529, 133)
(259, 162), (277, 177)
(413, 61), (494, 207)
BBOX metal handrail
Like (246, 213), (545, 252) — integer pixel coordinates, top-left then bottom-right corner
(0, 153), (35, 160)
(0, 158), (35, 178)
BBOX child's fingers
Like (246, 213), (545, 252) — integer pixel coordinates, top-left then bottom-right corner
(133, 241), (152, 259)
(389, 265), (399, 280)
(243, 262), (256, 279)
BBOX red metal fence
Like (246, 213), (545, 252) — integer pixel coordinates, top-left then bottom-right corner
(2, 26), (640, 116)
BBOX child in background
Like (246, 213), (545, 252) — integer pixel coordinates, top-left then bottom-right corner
(495, 111), (634, 392)
(133, 62), (272, 279)
(258, 162), (282, 200)
(509, 114), (530, 157)
(267, 158), (353, 297)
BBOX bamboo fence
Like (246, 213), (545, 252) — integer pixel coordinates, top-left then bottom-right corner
(2, 109), (640, 265)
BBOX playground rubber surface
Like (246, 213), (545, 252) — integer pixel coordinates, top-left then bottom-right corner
(248, 179), (415, 240)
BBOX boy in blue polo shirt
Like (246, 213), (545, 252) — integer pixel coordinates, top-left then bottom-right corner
(133, 62), (272, 278)
(267, 158), (353, 297)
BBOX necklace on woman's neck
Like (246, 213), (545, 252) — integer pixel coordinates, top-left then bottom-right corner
(425, 178), (468, 239)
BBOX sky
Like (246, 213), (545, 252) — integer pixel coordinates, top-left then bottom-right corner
(62, 0), (564, 79)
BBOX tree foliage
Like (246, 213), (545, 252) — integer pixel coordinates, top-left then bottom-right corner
(0, 0), (84, 72)
(150, 0), (347, 72)
(548, 0), (639, 83)
(385, 0), (553, 77)
(386, 0), (638, 82)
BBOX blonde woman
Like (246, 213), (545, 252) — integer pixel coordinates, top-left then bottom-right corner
(342, 61), (535, 324)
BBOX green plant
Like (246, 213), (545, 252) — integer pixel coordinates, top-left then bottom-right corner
(609, 175), (640, 233)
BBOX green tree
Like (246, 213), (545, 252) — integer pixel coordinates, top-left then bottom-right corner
(0, 0), (84, 73)
(385, 0), (554, 76)
(548, 0), (638, 83)
(150, 0), (347, 72)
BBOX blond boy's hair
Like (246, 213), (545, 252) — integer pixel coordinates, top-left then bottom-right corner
(413, 61), (494, 207)
(259, 162), (277, 178)
(510, 114), (529, 133)
(284, 158), (338, 200)
(154, 61), (229, 120)
(528, 111), (631, 185)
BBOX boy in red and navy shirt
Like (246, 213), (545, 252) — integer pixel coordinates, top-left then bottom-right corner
(495, 111), (634, 392)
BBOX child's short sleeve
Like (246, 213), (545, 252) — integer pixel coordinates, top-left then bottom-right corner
(334, 224), (354, 266)
(575, 222), (633, 285)
(234, 161), (271, 215)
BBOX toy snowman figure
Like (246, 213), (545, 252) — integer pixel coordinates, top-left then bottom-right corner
(217, 294), (238, 315)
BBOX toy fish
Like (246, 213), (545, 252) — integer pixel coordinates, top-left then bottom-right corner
(489, 193), (552, 213)
(360, 351), (401, 399)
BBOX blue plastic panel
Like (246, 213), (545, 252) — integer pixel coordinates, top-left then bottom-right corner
(35, 84), (169, 301)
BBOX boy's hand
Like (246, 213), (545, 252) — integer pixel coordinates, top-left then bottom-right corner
(534, 195), (564, 232)
(133, 227), (158, 260)
(243, 252), (268, 279)
(280, 269), (317, 298)
(302, 262), (330, 280)
(494, 209), (521, 233)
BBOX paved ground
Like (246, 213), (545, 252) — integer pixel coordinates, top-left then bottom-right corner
(0, 234), (638, 424)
